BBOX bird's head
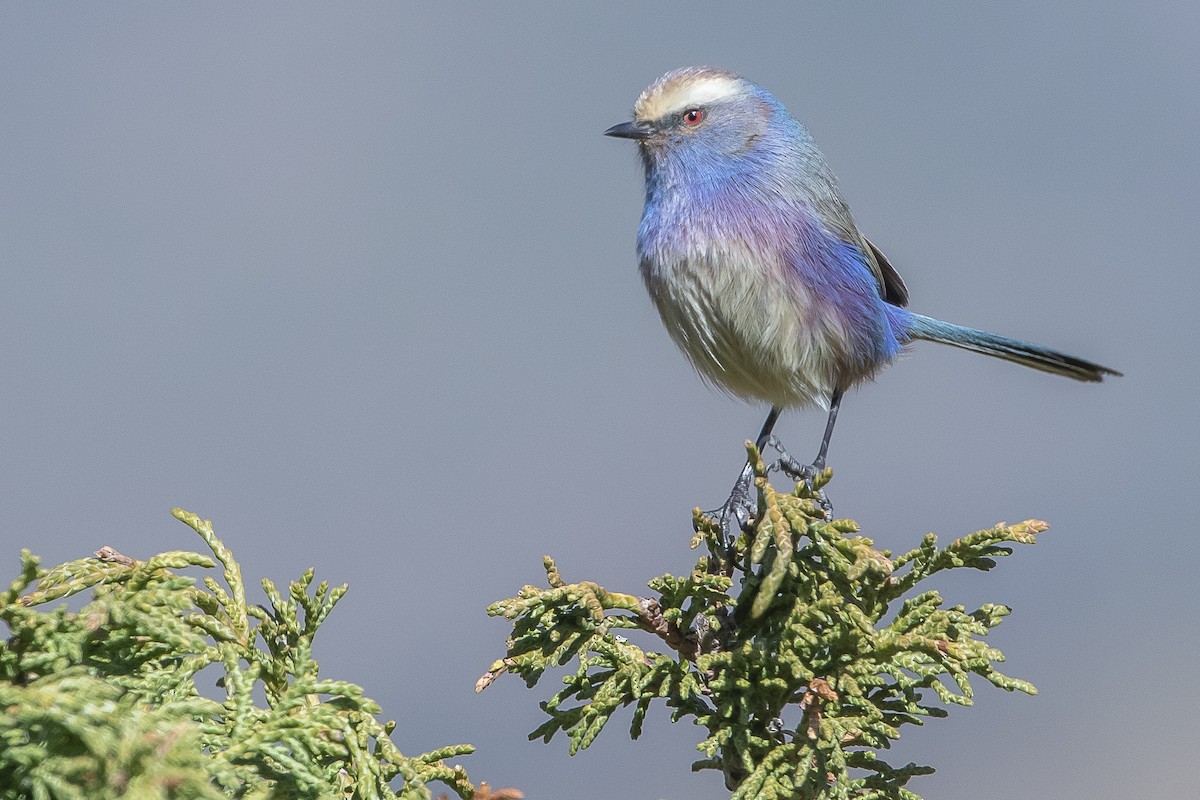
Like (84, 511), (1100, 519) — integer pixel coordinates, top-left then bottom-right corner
(605, 67), (791, 176)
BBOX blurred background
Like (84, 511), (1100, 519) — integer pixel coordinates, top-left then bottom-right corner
(1, 4), (1194, 798)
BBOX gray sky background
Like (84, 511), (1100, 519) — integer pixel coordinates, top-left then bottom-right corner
(2, 4), (1195, 798)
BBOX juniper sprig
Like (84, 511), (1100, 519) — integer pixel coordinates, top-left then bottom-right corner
(480, 446), (1042, 799)
(1, 509), (493, 800)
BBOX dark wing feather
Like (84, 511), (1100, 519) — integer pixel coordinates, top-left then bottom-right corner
(865, 237), (909, 307)
(814, 194), (910, 308)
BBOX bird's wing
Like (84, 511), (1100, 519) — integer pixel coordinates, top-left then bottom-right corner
(864, 237), (909, 307)
(818, 200), (911, 307)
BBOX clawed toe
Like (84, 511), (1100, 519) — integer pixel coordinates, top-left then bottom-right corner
(698, 463), (756, 554)
(762, 436), (833, 517)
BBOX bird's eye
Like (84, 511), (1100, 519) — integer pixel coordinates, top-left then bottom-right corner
(682, 108), (704, 126)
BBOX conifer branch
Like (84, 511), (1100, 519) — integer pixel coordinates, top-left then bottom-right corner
(2, 510), (513, 800)
(481, 446), (1043, 799)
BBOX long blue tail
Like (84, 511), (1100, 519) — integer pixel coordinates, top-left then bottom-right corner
(905, 313), (1121, 382)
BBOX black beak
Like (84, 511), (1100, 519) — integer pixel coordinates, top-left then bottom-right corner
(604, 120), (653, 140)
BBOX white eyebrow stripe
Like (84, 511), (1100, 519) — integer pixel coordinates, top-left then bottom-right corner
(636, 75), (742, 121)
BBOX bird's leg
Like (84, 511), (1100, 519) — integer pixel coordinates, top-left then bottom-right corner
(702, 408), (784, 554)
(754, 406), (784, 454)
(767, 389), (843, 516)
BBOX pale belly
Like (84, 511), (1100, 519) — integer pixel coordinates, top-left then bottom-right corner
(641, 253), (851, 410)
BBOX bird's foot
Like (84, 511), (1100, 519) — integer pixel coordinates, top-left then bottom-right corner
(699, 462), (756, 561)
(762, 436), (833, 518)
(696, 438), (833, 567)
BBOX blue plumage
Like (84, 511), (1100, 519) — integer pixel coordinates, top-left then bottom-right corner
(605, 66), (1118, 486)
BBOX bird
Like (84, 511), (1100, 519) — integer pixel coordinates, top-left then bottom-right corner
(604, 67), (1119, 523)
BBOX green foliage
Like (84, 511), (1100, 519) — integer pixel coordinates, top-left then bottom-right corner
(1, 509), (478, 800)
(481, 448), (1043, 799)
